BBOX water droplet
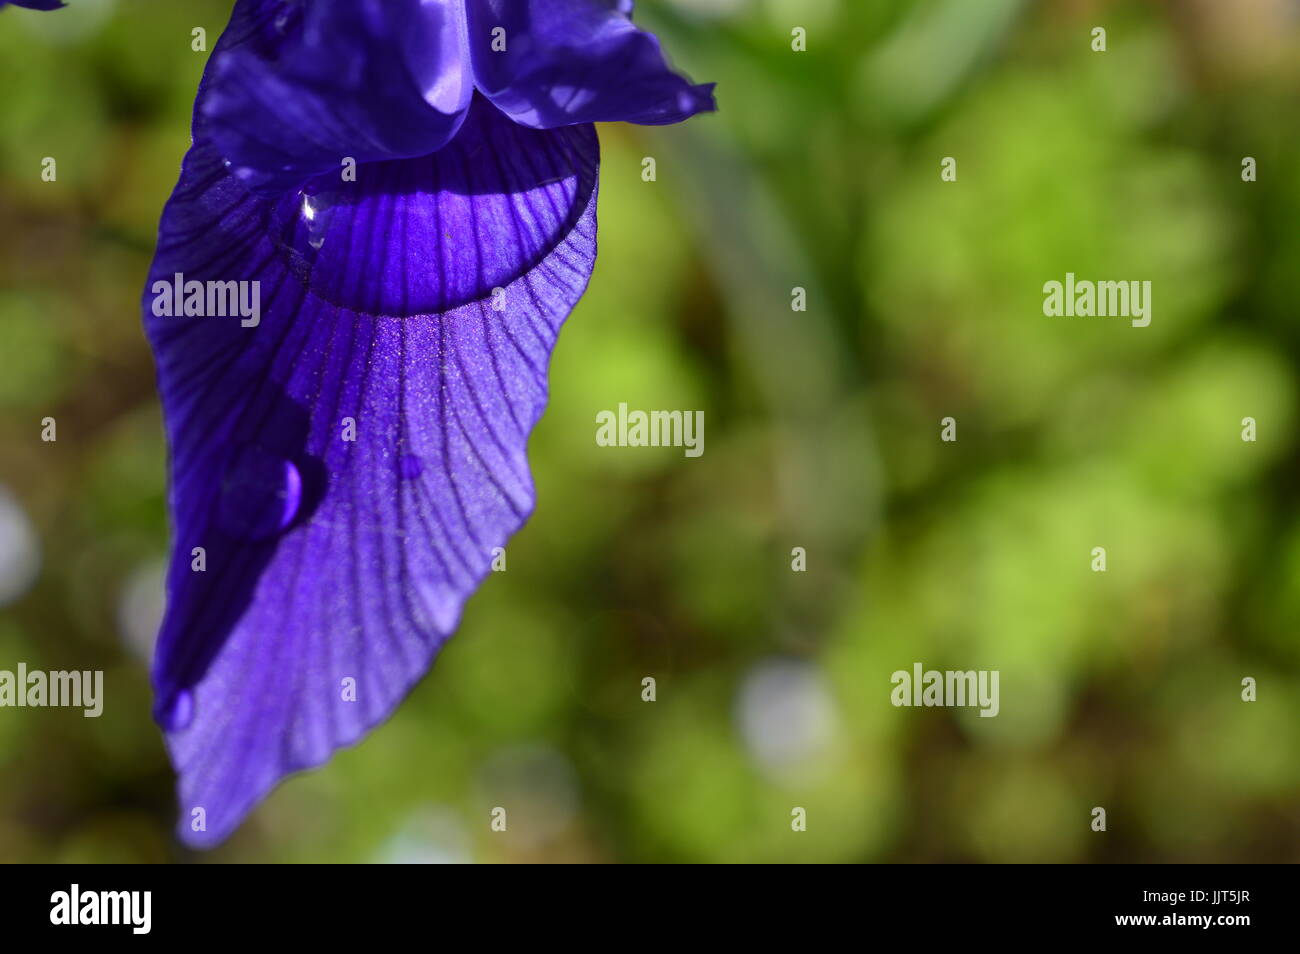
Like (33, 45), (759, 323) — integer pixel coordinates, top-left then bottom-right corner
(272, 0), (302, 36)
(217, 444), (302, 541)
(155, 689), (194, 732)
(398, 453), (424, 480)
(302, 194), (328, 250)
(264, 116), (591, 320)
(273, 187), (338, 270)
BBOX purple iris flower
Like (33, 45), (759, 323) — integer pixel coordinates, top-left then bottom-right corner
(1, 1), (67, 10)
(141, 0), (713, 848)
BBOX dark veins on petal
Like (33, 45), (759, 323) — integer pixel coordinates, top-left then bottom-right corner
(141, 0), (717, 848)
(145, 91), (598, 847)
(274, 102), (589, 317)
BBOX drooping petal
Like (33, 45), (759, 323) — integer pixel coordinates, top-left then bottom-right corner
(143, 96), (598, 846)
(0, 1), (66, 9)
(466, 0), (716, 128)
(199, 0), (474, 194)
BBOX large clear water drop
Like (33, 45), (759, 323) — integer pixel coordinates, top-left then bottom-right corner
(217, 444), (302, 542)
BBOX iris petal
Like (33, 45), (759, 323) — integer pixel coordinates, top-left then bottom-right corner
(200, 0), (474, 194)
(143, 97), (598, 847)
(466, 0), (716, 128)
(0, 1), (66, 8)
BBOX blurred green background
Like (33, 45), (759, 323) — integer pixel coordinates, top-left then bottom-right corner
(2, 0), (1300, 863)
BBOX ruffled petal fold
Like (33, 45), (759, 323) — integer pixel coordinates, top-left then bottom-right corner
(466, 0), (716, 128)
(143, 97), (598, 846)
(199, 0), (474, 194)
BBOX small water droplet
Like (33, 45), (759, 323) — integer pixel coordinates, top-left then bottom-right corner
(217, 444), (302, 541)
(155, 689), (194, 732)
(399, 453), (424, 480)
(274, 188), (337, 265)
(272, 1), (301, 35)
(302, 194), (328, 249)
